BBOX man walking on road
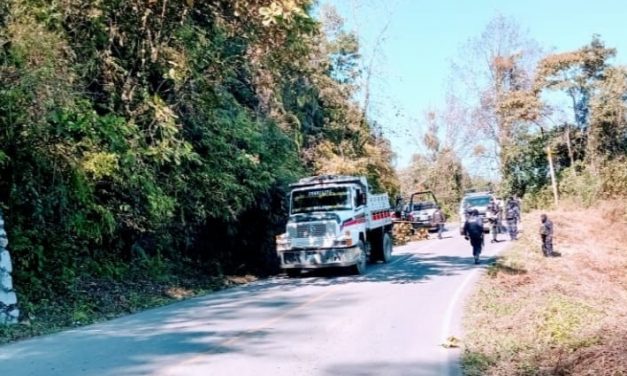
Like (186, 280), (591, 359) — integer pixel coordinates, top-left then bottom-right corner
(539, 214), (555, 257)
(463, 209), (484, 264)
(433, 205), (446, 239)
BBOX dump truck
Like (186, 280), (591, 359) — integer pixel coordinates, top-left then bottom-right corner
(276, 175), (393, 276)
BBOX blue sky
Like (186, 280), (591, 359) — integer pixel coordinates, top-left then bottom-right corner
(324, 0), (627, 170)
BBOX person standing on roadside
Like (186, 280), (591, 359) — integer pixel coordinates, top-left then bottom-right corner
(505, 197), (520, 241)
(463, 209), (484, 264)
(433, 205), (446, 239)
(394, 195), (403, 219)
(539, 214), (555, 257)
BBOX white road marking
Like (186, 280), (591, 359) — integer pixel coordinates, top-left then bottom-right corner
(440, 267), (480, 376)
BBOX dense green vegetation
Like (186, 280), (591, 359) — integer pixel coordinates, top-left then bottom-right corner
(0, 0), (398, 332)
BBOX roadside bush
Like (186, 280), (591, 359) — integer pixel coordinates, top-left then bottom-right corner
(600, 157), (627, 197)
(525, 158), (627, 210)
(522, 186), (554, 210)
(558, 164), (602, 207)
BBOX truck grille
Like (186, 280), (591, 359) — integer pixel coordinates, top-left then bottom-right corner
(296, 223), (332, 238)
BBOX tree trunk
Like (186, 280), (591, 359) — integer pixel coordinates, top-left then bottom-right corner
(565, 123), (575, 168)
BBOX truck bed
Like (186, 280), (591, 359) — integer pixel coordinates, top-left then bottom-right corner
(367, 193), (392, 229)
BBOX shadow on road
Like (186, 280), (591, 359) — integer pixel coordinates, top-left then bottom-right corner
(0, 244), (483, 376)
(288, 252), (480, 286)
(323, 360), (458, 376)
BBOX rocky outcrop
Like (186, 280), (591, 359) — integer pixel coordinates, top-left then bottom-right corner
(0, 212), (19, 325)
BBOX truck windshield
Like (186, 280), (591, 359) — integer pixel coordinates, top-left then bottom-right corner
(464, 196), (491, 207)
(413, 202), (436, 211)
(291, 187), (352, 214)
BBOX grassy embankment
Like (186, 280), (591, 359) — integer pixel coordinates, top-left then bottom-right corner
(463, 200), (627, 375)
(0, 264), (256, 345)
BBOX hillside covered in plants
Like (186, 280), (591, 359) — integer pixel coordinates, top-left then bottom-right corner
(0, 0), (398, 333)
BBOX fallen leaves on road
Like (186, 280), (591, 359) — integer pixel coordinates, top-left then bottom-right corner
(443, 336), (462, 348)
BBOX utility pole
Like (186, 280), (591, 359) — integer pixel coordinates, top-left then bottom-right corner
(547, 146), (559, 206)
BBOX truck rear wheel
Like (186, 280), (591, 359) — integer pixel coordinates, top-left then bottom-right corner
(351, 241), (367, 275)
(371, 232), (392, 263)
(380, 233), (392, 263)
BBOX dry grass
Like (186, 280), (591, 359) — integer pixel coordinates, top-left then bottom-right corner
(225, 274), (259, 285)
(163, 287), (195, 300)
(462, 199), (627, 376)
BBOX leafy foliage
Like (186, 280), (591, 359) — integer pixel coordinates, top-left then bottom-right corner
(0, 0), (398, 317)
(506, 36), (627, 202)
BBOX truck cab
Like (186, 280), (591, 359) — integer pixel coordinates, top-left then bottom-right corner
(276, 175), (393, 276)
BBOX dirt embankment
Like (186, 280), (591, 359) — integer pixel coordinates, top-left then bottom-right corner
(463, 200), (627, 376)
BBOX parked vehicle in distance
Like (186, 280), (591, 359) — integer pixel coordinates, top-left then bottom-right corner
(459, 191), (494, 235)
(276, 175), (393, 276)
(405, 191), (440, 231)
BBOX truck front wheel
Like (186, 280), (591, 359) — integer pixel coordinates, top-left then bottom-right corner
(351, 241), (367, 275)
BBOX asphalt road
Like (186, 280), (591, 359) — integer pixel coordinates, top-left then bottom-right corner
(0, 227), (512, 376)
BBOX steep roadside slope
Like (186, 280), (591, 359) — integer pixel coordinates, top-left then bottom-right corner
(462, 200), (627, 375)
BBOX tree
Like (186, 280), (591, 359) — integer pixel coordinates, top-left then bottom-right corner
(0, 0), (399, 309)
(400, 109), (466, 214)
(586, 66), (627, 164)
(534, 36), (618, 170)
(451, 15), (542, 182)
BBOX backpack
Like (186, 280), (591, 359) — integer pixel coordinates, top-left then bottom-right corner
(464, 216), (484, 238)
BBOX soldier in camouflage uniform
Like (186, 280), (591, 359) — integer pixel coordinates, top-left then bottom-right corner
(487, 198), (501, 243)
(539, 214), (554, 257)
(433, 206), (446, 239)
(505, 197), (520, 241)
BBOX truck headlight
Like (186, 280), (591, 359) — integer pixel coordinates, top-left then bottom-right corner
(333, 231), (353, 247)
(275, 233), (291, 251)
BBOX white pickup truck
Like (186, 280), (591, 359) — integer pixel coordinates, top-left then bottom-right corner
(276, 175), (393, 276)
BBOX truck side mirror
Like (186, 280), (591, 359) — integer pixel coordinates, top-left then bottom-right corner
(358, 192), (367, 206)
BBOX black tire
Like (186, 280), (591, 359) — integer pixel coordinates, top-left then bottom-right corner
(286, 269), (301, 278)
(372, 232), (393, 263)
(381, 233), (392, 263)
(351, 241), (367, 275)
